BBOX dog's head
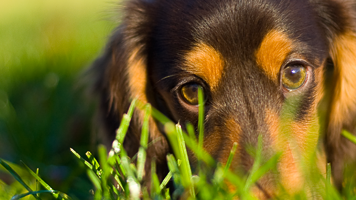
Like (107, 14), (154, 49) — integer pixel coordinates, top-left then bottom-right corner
(91, 0), (356, 197)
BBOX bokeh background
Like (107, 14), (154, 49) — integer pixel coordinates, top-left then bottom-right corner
(0, 0), (117, 198)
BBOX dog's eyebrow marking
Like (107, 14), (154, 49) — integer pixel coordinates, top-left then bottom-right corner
(126, 48), (148, 103)
(184, 42), (224, 91)
(255, 30), (294, 82)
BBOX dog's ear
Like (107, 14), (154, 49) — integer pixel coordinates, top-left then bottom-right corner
(91, 0), (169, 181)
(313, 0), (356, 187)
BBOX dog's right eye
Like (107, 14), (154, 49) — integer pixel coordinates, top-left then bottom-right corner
(179, 83), (202, 105)
(281, 64), (308, 91)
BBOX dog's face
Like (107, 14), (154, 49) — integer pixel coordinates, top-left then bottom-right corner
(92, 0), (356, 197)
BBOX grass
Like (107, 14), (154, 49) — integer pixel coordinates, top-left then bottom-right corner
(2, 91), (356, 199)
(0, 0), (115, 198)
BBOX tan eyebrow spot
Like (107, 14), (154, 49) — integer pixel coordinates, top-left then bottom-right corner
(255, 30), (294, 82)
(184, 42), (224, 91)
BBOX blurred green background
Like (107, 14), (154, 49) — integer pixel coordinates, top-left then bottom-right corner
(0, 0), (117, 198)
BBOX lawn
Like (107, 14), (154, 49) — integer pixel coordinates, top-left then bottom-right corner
(0, 0), (115, 198)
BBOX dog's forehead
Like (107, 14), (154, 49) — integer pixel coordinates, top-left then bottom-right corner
(165, 0), (326, 87)
(151, 0), (328, 99)
(164, 0), (322, 49)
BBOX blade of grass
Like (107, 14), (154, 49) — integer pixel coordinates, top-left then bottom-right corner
(110, 99), (137, 158)
(224, 142), (238, 173)
(224, 170), (254, 199)
(245, 153), (280, 189)
(151, 161), (161, 195)
(164, 188), (171, 200)
(117, 99), (137, 144)
(120, 153), (140, 200)
(70, 148), (94, 171)
(137, 104), (151, 181)
(85, 151), (103, 178)
(87, 170), (101, 190)
(326, 163), (331, 197)
(322, 162), (341, 200)
(186, 122), (196, 141)
(342, 130), (356, 145)
(150, 106), (172, 125)
(162, 120), (215, 166)
(198, 87), (204, 163)
(244, 135), (263, 192)
(114, 173), (125, 192)
(176, 124), (195, 197)
(182, 132), (215, 166)
(98, 145), (111, 199)
(21, 161), (59, 199)
(160, 171), (173, 190)
(11, 190), (70, 200)
(150, 99), (215, 166)
(167, 154), (181, 185)
(35, 168), (40, 197)
(0, 158), (40, 200)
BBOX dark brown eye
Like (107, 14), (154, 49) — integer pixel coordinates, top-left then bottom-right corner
(180, 83), (202, 105)
(281, 64), (307, 90)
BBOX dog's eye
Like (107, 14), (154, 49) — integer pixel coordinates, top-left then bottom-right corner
(180, 83), (202, 105)
(281, 64), (307, 90)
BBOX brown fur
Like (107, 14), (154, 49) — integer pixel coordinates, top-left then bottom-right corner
(90, 0), (356, 197)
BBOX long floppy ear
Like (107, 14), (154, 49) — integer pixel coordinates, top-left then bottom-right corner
(313, 0), (356, 188)
(90, 0), (170, 182)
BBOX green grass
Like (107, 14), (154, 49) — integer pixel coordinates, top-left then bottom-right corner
(0, 0), (115, 198)
(2, 96), (356, 199)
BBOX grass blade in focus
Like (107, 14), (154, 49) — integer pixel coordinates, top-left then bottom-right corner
(137, 104), (151, 181)
(11, 190), (70, 200)
(176, 124), (195, 197)
(70, 148), (94, 171)
(21, 161), (59, 199)
(114, 99), (137, 151)
(86, 151), (103, 178)
(98, 145), (111, 199)
(0, 158), (40, 200)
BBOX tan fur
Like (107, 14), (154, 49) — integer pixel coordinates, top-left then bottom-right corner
(255, 30), (294, 83)
(184, 42), (225, 91)
(329, 32), (356, 143)
(195, 118), (241, 166)
(127, 48), (149, 104)
(265, 105), (321, 195)
(264, 109), (302, 194)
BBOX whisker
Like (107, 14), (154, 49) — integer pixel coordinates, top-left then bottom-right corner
(156, 74), (179, 84)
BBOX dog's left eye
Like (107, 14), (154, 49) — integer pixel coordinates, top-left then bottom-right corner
(179, 83), (202, 105)
(281, 64), (308, 91)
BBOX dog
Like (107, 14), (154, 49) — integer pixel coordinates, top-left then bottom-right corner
(90, 0), (356, 198)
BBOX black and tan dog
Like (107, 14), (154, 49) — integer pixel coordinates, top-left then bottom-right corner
(91, 0), (356, 197)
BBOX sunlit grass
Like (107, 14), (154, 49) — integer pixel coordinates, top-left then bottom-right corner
(0, 0), (116, 91)
(0, 0), (117, 198)
(3, 95), (356, 199)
